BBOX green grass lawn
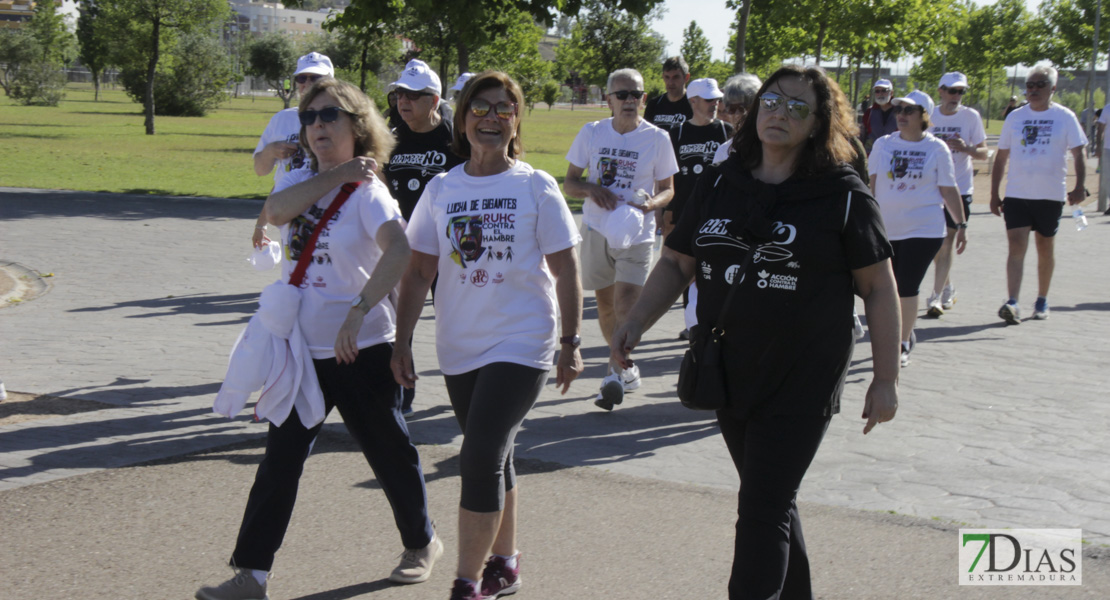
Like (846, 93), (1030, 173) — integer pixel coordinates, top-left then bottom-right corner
(2, 83), (608, 208)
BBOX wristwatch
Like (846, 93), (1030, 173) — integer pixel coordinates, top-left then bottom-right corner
(559, 334), (582, 349)
(956, 222), (968, 230)
(350, 295), (370, 315)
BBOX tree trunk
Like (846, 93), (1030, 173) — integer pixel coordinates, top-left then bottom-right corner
(360, 36), (370, 92)
(853, 54), (862, 107)
(456, 39), (469, 76)
(814, 20), (827, 66)
(735, 0), (752, 72)
(144, 19), (160, 135)
(93, 70), (100, 101)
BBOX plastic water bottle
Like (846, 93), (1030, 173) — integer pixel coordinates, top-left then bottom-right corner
(1073, 208), (1088, 231)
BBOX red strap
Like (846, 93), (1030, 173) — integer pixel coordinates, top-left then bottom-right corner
(288, 182), (360, 288)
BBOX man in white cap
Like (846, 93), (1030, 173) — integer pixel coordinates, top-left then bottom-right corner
(666, 78), (732, 237)
(991, 64), (1087, 323)
(250, 52), (334, 248)
(565, 68), (678, 411)
(865, 78), (897, 151)
(924, 71), (988, 317)
(449, 72), (473, 100)
(383, 59), (464, 415)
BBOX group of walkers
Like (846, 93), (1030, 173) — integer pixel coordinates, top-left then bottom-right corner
(197, 48), (1090, 600)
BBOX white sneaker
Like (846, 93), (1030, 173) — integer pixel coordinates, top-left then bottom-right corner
(852, 310), (864, 339)
(940, 284), (956, 310)
(621, 364), (641, 391)
(595, 371), (624, 410)
(389, 534), (443, 584)
(900, 342), (911, 368)
(925, 293), (944, 318)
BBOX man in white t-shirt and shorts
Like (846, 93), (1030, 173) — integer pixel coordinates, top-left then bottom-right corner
(925, 71), (988, 317)
(250, 52), (334, 248)
(990, 64), (1087, 323)
(565, 68), (679, 410)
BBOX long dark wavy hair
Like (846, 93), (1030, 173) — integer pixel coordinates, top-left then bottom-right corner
(732, 65), (858, 178)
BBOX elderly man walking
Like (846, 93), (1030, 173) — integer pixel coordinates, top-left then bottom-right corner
(990, 65), (1087, 323)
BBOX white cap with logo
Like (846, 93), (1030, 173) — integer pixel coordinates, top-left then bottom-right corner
(390, 59), (442, 96)
(687, 78), (724, 100)
(451, 72), (475, 92)
(294, 52), (334, 77)
(892, 89), (935, 115)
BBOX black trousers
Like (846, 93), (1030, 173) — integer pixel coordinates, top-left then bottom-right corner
(717, 411), (831, 600)
(230, 342), (435, 571)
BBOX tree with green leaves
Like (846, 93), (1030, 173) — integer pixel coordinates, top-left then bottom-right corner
(471, 8), (551, 111)
(118, 32), (235, 116)
(542, 79), (561, 108)
(681, 21), (712, 78)
(27, 0), (76, 65)
(77, 0), (113, 101)
(1039, 0), (1110, 70)
(247, 33), (300, 108)
(0, 30), (39, 98)
(553, 1), (666, 88)
(100, 0), (230, 134)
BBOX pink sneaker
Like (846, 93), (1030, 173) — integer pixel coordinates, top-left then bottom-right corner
(480, 554), (521, 598)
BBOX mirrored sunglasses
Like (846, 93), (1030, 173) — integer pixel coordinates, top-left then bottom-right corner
(298, 106), (353, 126)
(294, 74), (323, 85)
(611, 90), (645, 101)
(469, 98), (517, 120)
(759, 92), (811, 120)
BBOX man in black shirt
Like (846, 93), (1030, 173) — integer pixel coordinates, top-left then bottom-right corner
(666, 77), (733, 236)
(644, 56), (693, 130)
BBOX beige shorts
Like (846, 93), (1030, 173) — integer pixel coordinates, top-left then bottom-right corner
(578, 225), (653, 290)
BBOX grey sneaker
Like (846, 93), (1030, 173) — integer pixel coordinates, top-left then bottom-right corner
(594, 370), (624, 410)
(195, 568), (268, 600)
(998, 302), (1021, 325)
(389, 533), (443, 584)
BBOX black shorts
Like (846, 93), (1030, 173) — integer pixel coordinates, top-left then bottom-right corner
(1002, 198), (1063, 238)
(943, 194), (973, 229)
(889, 237), (944, 298)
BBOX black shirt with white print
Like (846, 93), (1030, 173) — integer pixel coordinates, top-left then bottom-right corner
(643, 93), (693, 130)
(666, 158), (892, 417)
(668, 119), (733, 218)
(385, 119), (464, 220)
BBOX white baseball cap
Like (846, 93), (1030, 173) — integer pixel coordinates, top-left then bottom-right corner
(687, 78), (724, 100)
(294, 52), (334, 77)
(938, 72), (969, 89)
(892, 89), (935, 115)
(450, 72), (474, 92)
(390, 59), (442, 96)
(874, 79), (893, 90)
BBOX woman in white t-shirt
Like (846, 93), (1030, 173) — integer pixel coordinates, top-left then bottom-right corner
(198, 79), (442, 600)
(868, 90), (968, 367)
(392, 72), (583, 600)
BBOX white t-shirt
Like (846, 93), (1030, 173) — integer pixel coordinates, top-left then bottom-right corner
(255, 108), (309, 191)
(1097, 103), (1110, 150)
(998, 103), (1088, 202)
(275, 168), (403, 359)
(712, 138), (733, 164)
(929, 105), (986, 195)
(565, 118), (679, 245)
(407, 161), (580, 375)
(868, 132), (958, 240)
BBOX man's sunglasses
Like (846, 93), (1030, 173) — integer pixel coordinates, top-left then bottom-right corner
(294, 74), (323, 85)
(397, 90), (432, 101)
(611, 90), (645, 101)
(892, 104), (922, 115)
(298, 106), (354, 126)
(1026, 80), (1050, 89)
(759, 92), (811, 120)
(940, 86), (967, 95)
(469, 98), (517, 120)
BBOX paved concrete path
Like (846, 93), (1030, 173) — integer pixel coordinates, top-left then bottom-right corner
(1, 167), (1108, 598)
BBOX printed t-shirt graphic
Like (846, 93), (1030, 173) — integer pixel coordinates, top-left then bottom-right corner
(997, 103), (1087, 201)
(406, 162), (580, 375)
(565, 118), (679, 245)
(868, 132), (957, 240)
(385, 119), (463, 219)
(928, 106), (987, 195)
(670, 120), (733, 214)
(643, 94), (693, 130)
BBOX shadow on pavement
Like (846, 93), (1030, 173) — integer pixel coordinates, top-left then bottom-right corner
(68, 292), (259, 320)
(0, 189), (261, 222)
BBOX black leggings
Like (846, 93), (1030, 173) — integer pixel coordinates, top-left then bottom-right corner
(230, 343), (434, 571)
(717, 411), (831, 600)
(444, 362), (548, 513)
(889, 237), (944, 298)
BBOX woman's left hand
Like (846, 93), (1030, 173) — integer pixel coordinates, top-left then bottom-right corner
(252, 226), (271, 250)
(955, 227), (968, 255)
(555, 347), (583, 394)
(862, 378), (898, 434)
(334, 309), (364, 365)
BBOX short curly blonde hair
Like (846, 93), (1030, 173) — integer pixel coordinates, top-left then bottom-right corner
(299, 78), (395, 171)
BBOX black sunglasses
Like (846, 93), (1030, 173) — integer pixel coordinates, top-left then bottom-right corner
(1026, 80), (1050, 89)
(940, 86), (967, 95)
(397, 90), (432, 101)
(298, 106), (353, 126)
(294, 74), (323, 85)
(611, 90), (645, 101)
(892, 104), (922, 115)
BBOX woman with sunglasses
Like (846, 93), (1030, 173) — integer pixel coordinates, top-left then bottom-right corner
(250, 52), (333, 250)
(611, 65), (901, 600)
(198, 78), (442, 600)
(868, 90), (967, 367)
(392, 71), (583, 600)
(712, 72), (762, 163)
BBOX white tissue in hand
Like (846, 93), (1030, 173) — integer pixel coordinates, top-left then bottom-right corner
(248, 240), (282, 271)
